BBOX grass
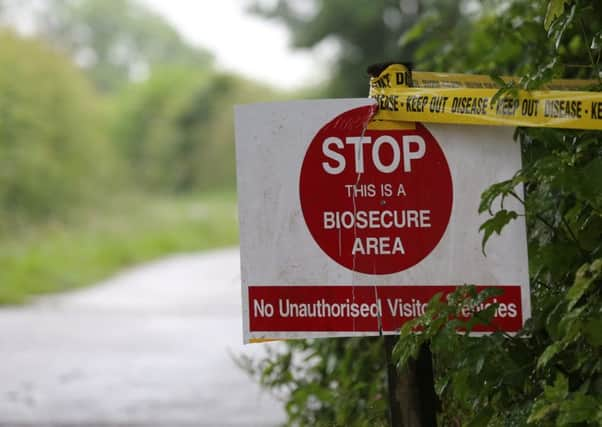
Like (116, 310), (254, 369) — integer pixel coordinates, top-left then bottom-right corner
(0, 191), (239, 304)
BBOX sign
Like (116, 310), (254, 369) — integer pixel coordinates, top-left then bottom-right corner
(299, 105), (452, 274)
(235, 99), (530, 343)
(369, 64), (602, 130)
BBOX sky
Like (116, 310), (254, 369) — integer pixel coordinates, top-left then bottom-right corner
(139, 0), (334, 90)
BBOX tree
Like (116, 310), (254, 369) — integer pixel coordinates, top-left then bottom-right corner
(253, 0), (472, 97)
(0, 30), (117, 228)
(114, 67), (279, 192)
(253, 0), (411, 97)
(396, 0), (602, 424)
(246, 0), (601, 425)
(5, 0), (213, 92)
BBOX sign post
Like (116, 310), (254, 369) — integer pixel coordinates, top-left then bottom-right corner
(236, 68), (535, 423)
(385, 336), (439, 427)
(372, 63), (440, 427)
(235, 63), (601, 425)
(384, 335), (404, 426)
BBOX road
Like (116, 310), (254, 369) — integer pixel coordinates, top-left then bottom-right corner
(0, 248), (285, 427)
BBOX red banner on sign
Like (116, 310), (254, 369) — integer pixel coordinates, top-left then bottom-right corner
(249, 285), (523, 334)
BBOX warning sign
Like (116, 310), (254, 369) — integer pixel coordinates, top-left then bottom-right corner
(299, 105), (453, 274)
(369, 64), (602, 130)
(235, 99), (531, 343)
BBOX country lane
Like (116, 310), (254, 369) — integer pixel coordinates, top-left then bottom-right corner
(0, 248), (285, 427)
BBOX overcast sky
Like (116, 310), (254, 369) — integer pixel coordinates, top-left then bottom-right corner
(139, 0), (333, 90)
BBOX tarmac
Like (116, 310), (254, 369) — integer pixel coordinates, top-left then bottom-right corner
(0, 248), (285, 426)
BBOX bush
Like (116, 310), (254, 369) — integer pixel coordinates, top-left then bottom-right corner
(0, 30), (117, 229)
(114, 67), (277, 192)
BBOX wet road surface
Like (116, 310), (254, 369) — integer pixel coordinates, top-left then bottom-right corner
(0, 248), (285, 426)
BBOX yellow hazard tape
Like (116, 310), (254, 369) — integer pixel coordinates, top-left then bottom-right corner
(249, 337), (280, 343)
(369, 64), (602, 130)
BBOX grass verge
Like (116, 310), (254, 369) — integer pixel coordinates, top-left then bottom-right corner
(0, 191), (238, 304)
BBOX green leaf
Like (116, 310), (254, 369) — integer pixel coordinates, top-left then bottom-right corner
(537, 341), (563, 369)
(567, 262), (600, 310)
(527, 374), (571, 423)
(479, 209), (518, 255)
(528, 400), (559, 423)
(549, 2), (576, 50)
(398, 12), (439, 47)
(544, 0), (569, 30)
(466, 407), (493, 427)
(558, 393), (600, 425)
(583, 316), (602, 347)
(474, 303), (499, 324)
(545, 373), (569, 401)
(478, 177), (524, 214)
(475, 355), (485, 375)
(488, 74), (507, 88)
(545, 301), (566, 340)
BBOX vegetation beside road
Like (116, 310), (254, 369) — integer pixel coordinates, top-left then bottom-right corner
(0, 191), (238, 304)
(0, 1), (271, 304)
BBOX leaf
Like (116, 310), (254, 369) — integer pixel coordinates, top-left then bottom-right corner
(537, 341), (563, 370)
(576, 158), (602, 211)
(545, 301), (566, 340)
(474, 303), (499, 324)
(567, 260), (602, 310)
(591, 32), (602, 50)
(545, 373), (569, 401)
(398, 12), (439, 47)
(491, 85), (516, 105)
(528, 400), (559, 423)
(479, 177), (523, 214)
(479, 209), (518, 255)
(549, 2), (576, 50)
(434, 376), (449, 396)
(583, 316), (602, 347)
(394, 329), (423, 368)
(558, 393), (600, 424)
(466, 407), (493, 427)
(527, 374), (570, 422)
(544, 0), (569, 31)
(475, 355), (485, 375)
(488, 74), (507, 88)
(477, 286), (504, 301)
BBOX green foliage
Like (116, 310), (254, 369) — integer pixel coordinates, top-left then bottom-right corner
(114, 68), (278, 192)
(396, 0), (602, 424)
(393, 286), (535, 426)
(0, 30), (117, 228)
(33, 0), (213, 92)
(253, 0), (424, 97)
(249, 0), (602, 425)
(0, 3), (275, 307)
(393, 257), (601, 425)
(240, 337), (388, 426)
(479, 209), (519, 254)
(545, 1), (571, 31)
(0, 191), (238, 304)
(403, 0), (600, 85)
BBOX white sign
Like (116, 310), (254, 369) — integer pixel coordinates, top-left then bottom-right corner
(235, 99), (530, 343)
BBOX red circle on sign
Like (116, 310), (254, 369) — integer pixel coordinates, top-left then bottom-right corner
(299, 105), (453, 275)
